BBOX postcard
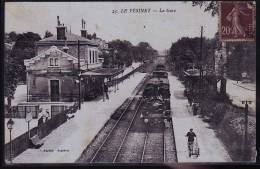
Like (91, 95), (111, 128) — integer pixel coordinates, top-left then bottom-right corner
(3, 1), (256, 165)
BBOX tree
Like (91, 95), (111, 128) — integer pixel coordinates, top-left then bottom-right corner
(5, 31), (18, 43)
(137, 42), (155, 62)
(108, 39), (133, 67)
(44, 30), (53, 38)
(191, 1), (255, 17)
(107, 40), (158, 67)
(191, 1), (218, 16)
(4, 32), (41, 109)
(226, 42), (256, 81)
(10, 32), (41, 82)
(4, 44), (20, 109)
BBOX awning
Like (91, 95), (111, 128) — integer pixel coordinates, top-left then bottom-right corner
(81, 68), (123, 78)
(81, 72), (104, 76)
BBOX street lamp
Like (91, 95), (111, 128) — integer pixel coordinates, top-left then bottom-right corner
(116, 74), (119, 91)
(112, 49), (118, 93)
(7, 118), (14, 163)
(241, 100), (252, 160)
(114, 49), (118, 68)
(75, 74), (83, 110)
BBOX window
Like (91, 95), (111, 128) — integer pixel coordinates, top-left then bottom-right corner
(54, 58), (58, 66)
(95, 51), (98, 62)
(49, 57), (59, 67)
(49, 58), (54, 66)
(92, 51), (95, 63)
(89, 50), (92, 63)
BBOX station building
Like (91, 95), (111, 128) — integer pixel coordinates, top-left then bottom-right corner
(24, 17), (121, 102)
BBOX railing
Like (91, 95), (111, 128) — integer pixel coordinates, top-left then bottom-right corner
(5, 102), (79, 161)
(5, 105), (39, 119)
(107, 63), (145, 87)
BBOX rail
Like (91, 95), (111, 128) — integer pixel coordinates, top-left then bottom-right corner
(89, 97), (138, 163)
(112, 98), (142, 162)
(141, 131), (149, 163)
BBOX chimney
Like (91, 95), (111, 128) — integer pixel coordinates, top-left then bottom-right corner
(62, 45), (69, 53)
(56, 16), (66, 40)
(92, 32), (97, 39)
(62, 41), (69, 53)
(81, 19), (87, 38)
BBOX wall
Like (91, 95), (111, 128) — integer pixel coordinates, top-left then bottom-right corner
(28, 74), (79, 102)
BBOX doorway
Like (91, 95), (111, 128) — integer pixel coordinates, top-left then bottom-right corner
(50, 80), (60, 101)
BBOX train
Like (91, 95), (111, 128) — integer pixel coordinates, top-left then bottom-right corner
(143, 77), (170, 100)
(142, 64), (171, 120)
(155, 64), (166, 71)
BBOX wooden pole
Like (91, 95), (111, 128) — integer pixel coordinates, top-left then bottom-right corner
(9, 130), (12, 163)
(244, 102), (249, 160)
(78, 40), (81, 110)
(199, 26), (203, 82)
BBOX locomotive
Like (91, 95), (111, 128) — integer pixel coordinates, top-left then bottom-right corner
(142, 64), (171, 121)
(143, 77), (170, 100)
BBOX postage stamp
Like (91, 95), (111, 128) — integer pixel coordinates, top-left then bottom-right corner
(219, 1), (255, 41)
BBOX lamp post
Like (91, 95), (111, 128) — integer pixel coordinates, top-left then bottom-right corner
(77, 40), (81, 110)
(75, 75), (82, 110)
(116, 74), (119, 91)
(113, 49), (118, 93)
(241, 100), (252, 160)
(114, 49), (118, 68)
(7, 118), (14, 163)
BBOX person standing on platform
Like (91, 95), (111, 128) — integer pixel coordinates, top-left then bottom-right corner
(37, 108), (44, 127)
(104, 83), (109, 100)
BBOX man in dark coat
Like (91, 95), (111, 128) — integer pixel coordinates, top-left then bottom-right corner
(104, 83), (109, 100)
(186, 128), (196, 152)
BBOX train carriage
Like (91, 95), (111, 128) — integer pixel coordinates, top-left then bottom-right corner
(155, 64), (166, 71)
(152, 70), (168, 78)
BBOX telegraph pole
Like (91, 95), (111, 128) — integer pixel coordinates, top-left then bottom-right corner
(78, 40), (81, 110)
(199, 26), (203, 81)
(242, 100), (251, 160)
(198, 26), (204, 103)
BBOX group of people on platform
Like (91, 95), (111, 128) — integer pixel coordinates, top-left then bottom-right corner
(37, 108), (50, 126)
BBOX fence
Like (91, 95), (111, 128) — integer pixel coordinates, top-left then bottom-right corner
(5, 102), (78, 161)
(107, 63), (145, 87)
(5, 105), (40, 119)
(51, 105), (67, 117)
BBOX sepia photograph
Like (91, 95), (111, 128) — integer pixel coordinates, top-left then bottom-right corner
(3, 1), (256, 165)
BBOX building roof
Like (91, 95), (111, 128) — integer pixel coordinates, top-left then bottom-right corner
(24, 46), (81, 67)
(38, 32), (98, 46)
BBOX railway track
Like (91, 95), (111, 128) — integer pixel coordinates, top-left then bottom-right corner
(90, 97), (142, 163)
(107, 100), (167, 163)
(77, 65), (178, 163)
(112, 98), (165, 163)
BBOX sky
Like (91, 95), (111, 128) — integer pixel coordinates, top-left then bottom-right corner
(5, 1), (218, 51)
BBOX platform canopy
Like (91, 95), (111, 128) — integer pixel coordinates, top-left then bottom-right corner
(81, 68), (124, 78)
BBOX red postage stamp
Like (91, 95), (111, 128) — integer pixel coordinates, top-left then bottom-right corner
(219, 1), (255, 41)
